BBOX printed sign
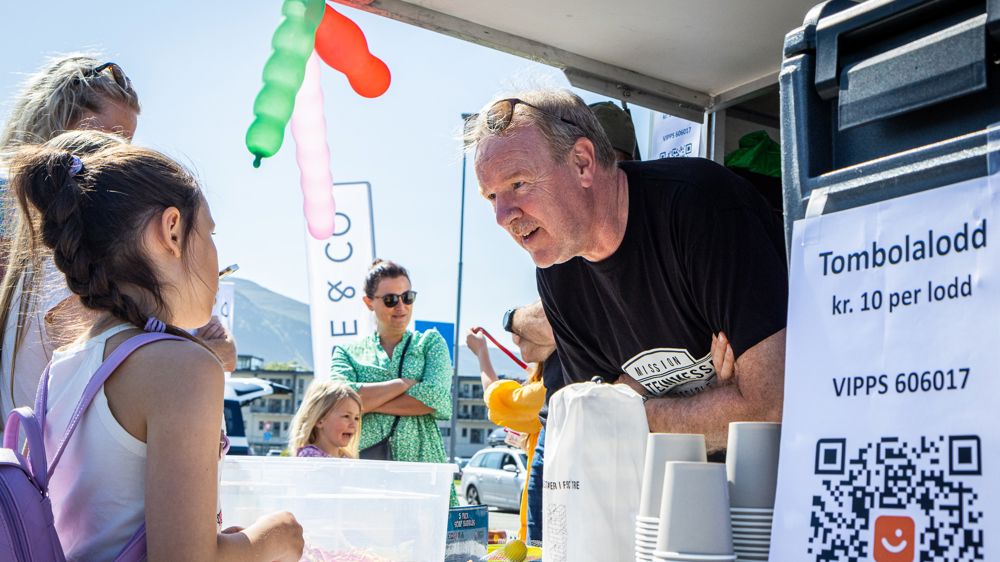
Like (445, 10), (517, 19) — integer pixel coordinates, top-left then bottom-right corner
(622, 347), (715, 397)
(211, 281), (235, 335)
(771, 174), (999, 561)
(444, 505), (488, 562)
(649, 112), (702, 159)
(306, 182), (376, 381)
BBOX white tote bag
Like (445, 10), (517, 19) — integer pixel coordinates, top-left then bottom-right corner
(543, 381), (649, 561)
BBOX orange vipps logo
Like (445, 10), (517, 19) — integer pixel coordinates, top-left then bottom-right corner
(873, 515), (915, 562)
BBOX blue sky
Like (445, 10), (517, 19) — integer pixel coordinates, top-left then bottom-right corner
(1, 1), (651, 351)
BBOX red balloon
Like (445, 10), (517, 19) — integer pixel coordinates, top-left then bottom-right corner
(314, 5), (391, 98)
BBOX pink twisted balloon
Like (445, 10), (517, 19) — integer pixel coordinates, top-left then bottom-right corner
(291, 52), (336, 239)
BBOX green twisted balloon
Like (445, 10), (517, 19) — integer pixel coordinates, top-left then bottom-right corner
(246, 0), (325, 168)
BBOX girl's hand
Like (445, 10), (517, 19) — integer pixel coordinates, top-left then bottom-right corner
(465, 330), (488, 355)
(257, 511), (304, 562)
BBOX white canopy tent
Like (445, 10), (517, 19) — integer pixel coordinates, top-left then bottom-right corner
(333, 0), (828, 158)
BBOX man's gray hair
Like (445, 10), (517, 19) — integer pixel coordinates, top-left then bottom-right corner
(465, 89), (618, 170)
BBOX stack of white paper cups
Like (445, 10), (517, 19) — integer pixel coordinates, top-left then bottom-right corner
(651, 462), (735, 562)
(726, 422), (781, 562)
(635, 434), (708, 562)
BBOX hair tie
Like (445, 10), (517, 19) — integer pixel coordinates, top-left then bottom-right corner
(144, 316), (166, 333)
(68, 155), (83, 177)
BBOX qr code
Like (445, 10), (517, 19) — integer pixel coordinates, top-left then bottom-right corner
(809, 436), (984, 561)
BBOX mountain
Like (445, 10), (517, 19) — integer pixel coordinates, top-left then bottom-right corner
(230, 278), (530, 377)
(231, 278), (314, 369)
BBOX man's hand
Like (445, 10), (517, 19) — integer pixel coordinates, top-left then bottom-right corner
(712, 331), (736, 384)
(644, 329), (786, 451)
(510, 302), (555, 344)
(512, 333), (555, 364)
(197, 316), (237, 372)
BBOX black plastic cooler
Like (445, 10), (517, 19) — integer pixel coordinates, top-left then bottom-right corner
(780, 0), (1000, 245)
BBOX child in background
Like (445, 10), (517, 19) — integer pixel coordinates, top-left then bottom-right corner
(466, 328), (546, 543)
(290, 380), (363, 458)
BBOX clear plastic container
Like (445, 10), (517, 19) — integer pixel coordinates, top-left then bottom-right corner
(220, 456), (455, 561)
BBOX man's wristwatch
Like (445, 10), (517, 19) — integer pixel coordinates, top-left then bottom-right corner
(502, 308), (517, 333)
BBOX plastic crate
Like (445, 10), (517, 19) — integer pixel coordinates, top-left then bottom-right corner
(220, 456), (454, 561)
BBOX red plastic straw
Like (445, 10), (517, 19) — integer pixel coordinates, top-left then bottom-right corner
(472, 326), (528, 370)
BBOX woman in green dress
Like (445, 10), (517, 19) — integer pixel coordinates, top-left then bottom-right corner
(330, 259), (456, 503)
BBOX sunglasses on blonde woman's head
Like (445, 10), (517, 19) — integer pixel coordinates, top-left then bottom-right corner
(85, 62), (134, 95)
(374, 291), (417, 307)
(484, 98), (582, 133)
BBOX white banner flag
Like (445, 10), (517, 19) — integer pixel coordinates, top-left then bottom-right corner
(306, 182), (376, 381)
(649, 112), (702, 159)
(211, 281), (235, 335)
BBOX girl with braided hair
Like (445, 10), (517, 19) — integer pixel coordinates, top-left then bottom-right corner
(6, 141), (304, 561)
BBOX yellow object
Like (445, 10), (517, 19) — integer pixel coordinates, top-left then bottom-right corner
(486, 543), (543, 561)
(483, 379), (546, 541)
(503, 539), (528, 562)
(484, 380), (544, 434)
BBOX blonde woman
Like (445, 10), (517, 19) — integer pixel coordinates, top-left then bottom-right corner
(290, 380), (363, 458)
(0, 54), (140, 419)
(0, 55), (235, 419)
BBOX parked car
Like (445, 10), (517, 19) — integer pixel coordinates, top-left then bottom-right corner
(453, 457), (471, 480)
(460, 447), (529, 511)
(223, 377), (291, 455)
(487, 427), (507, 447)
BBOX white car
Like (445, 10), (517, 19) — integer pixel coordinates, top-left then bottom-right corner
(460, 447), (528, 511)
(224, 377), (291, 455)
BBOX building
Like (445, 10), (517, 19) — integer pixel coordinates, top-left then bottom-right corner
(232, 355), (314, 455)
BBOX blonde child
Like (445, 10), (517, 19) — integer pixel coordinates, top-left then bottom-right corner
(290, 380), (363, 458)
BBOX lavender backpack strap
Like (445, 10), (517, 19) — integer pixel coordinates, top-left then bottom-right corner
(3, 407), (48, 489)
(38, 329), (183, 562)
(115, 523), (147, 562)
(44, 331), (185, 479)
(33, 363), (51, 436)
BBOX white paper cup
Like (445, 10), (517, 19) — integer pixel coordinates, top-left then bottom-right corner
(726, 422), (781, 509)
(640, 433), (708, 517)
(730, 507), (774, 514)
(655, 462), (733, 556)
(652, 550), (737, 561)
(731, 526), (772, 534)
(731, 519), (773, 528)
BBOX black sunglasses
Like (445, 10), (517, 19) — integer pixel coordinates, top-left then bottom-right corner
(484, 98), (582, 133)
(85, 62), (134, 94)
(374, 290), (417, 307)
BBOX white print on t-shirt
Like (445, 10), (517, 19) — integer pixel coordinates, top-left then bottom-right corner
(622, 348), (716, 397)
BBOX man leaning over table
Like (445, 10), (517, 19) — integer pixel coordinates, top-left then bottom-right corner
(466, 89), (788, 453)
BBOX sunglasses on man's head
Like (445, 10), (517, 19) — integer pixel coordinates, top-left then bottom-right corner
(85, 62), (134, 94)
(483, 98), (582, 133)
(374, 291), (417, 307)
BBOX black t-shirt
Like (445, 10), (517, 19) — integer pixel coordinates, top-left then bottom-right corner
(536, 158), (788, 396)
